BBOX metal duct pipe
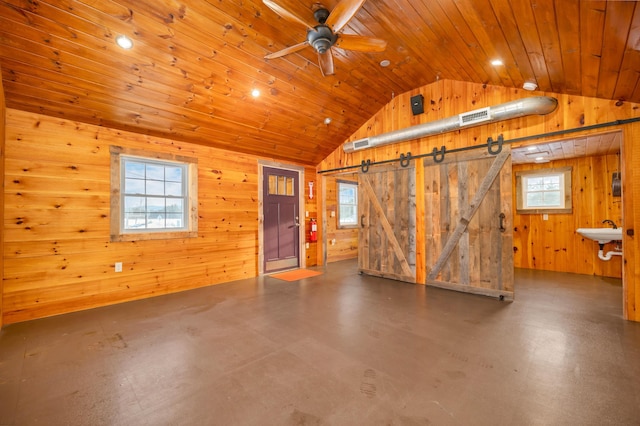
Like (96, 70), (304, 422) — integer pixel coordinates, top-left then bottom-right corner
(343, 96), (558, 153)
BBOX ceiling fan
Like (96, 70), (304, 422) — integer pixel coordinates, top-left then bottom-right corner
(263, 0), (387, 76)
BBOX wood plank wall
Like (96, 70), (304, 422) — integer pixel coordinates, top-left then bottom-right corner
(319, 80), (640, 322)
(325, 174), (358, 263)
(3, 109), (318, 324)
(513, 154), (622, 278)
(0, 73), (5, 328)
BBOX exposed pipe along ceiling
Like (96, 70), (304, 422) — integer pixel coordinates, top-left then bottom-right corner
(343, 96), (559, 153)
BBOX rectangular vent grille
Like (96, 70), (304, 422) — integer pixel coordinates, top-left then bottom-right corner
(459, 107), (491, 126)
(353, 139), (370, 149)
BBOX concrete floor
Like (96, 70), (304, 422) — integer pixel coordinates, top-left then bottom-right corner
(1, 260), (639, 425)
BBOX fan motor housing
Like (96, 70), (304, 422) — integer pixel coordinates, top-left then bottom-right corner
(307, 25), (337, 54)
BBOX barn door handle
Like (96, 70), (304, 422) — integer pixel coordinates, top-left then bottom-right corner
(294, 216), (300, 227)
(361, 214), (366, 228)
(499, 213), (506, 232)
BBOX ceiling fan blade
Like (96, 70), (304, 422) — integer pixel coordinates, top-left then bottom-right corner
(325, 0), (367, 33)
(335, 34), (387, 52)
(318, 50), (335, 76)
(265, 41), (309, 59)
(262, 0), (316, 31)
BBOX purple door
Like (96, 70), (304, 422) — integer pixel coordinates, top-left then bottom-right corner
(264, 167), (300, 272)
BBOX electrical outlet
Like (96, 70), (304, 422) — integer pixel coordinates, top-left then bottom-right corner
(330, 210), (335, 217)
(331, 238), (336, 245)
(115, 262), (123, 273)
(305, 242), (310, 249)
(543, 214), (548, 221)
(305, 210), (309, 217)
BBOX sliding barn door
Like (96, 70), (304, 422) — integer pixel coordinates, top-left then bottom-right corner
(424, 147), (514, 299)
(358, 165), (416, 283)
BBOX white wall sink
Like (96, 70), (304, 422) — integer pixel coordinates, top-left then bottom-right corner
(577, 227), (623, 244)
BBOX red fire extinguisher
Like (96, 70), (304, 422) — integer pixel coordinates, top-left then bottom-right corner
(309, 218), (317, 242)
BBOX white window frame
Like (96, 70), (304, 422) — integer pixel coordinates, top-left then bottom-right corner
(110, 146), (198, 241)
(337, 180), (358, 228)
(515, 167), (572, 214)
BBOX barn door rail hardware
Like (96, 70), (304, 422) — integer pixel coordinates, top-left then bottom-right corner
(487, 135), (503, 155)
(432, 146), (446, 163)
(399, 152), (412, 167)
(319, 115), (640, 175)
(322, 134), (505, 174)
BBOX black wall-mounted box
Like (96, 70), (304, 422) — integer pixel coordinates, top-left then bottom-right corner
(411, 94), (424, 115)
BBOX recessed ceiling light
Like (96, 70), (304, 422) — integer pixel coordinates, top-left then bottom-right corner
(379, 59), (390, 67)
(324, 117), (332, 125)
(115, 35), (133, 50)
(491, 59), (503, 66)
(251, 88), (260, 98)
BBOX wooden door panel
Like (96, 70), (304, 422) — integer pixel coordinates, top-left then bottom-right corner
(424, 147), (514, 299)
(263, 167), (299, 272)
(358, 165), (416, 283)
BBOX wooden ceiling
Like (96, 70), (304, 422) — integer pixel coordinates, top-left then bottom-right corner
(0, 0), (638, 165)
(511, 131), (621, 165)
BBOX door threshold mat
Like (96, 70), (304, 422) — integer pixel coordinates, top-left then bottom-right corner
(270, 269), (323, 281)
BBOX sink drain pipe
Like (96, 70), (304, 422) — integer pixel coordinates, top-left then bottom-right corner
(598, 243), (623, 261)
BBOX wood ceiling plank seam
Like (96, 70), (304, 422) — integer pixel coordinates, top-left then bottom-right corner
(508, 0), (552, 92)
(436, 0), (511, 85)
(3, 81), (266, 142)
(529, 0), (566, 94)
(584, 136), (598, 157)
(330, 6), (441, 89)
(403, 0), (490, 83)
(442, 3), (520, 83)
(0, 16), (362, 150)
(548, 141), (565, 160)
(364, 0), (471, 83)
(554, 0), (582, 95)
(579, 1), (606, 99)
(136, 0), (386, 106)
(448, 0), (517, 87)
(563, 139), (575, 158)
(4, 90), (326, 163)
(0, 54), (309, 137)
(3, 68), (325, 137)
(63, 0), (378, 126)
(573, 137), (587, 156)
(383, 1), (472, 81)
(611, 4), (640, 101)
(252, 0), (405, 92)
(4, 101), (303, 163)
(340, 7), (432, 90)
(487, 0), (535, 86)
(0, 49), (297, 131)
(595, 1), (635, 100)
(331, 36), (419, 95)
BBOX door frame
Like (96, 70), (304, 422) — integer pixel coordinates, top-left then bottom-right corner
(258, 160), (305, 275)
